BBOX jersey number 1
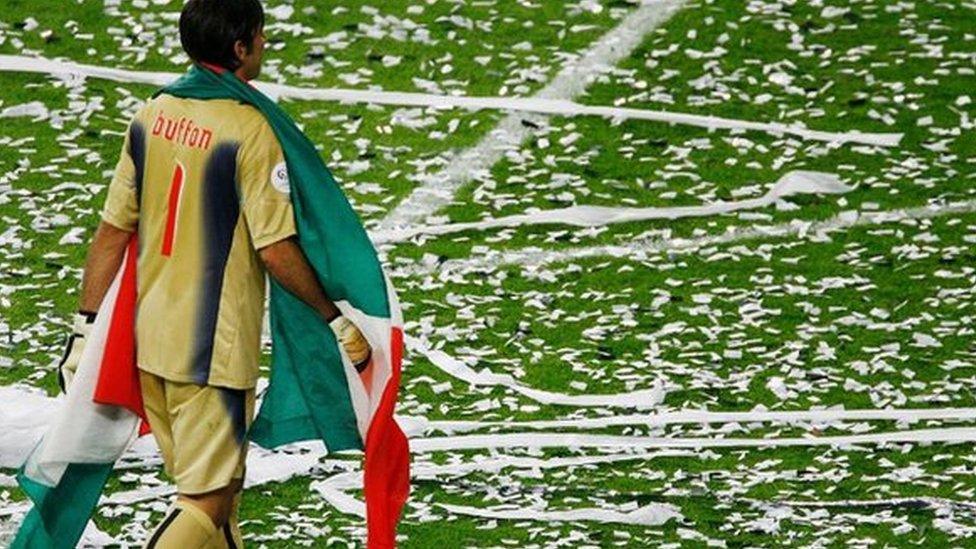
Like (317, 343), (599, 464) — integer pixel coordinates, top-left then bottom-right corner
(162, 162), (185, 257)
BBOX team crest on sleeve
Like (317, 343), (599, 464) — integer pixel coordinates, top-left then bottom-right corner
(270, 161), (290, 194)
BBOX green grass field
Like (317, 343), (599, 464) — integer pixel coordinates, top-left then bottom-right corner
(2, 0), (976, 546)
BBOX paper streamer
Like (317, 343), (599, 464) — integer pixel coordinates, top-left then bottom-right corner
(373, 171), (851, 243)
(404, 200), (976, 275)
(407, 334), (665, 408)
(412, 406), (976, 434)
(412, 427), (976, 453)
(436, 501), (681, 526)
(313, 450), (690, 526)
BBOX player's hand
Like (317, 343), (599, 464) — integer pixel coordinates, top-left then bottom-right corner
(329, 315), (372, 372)
(56, 312), (96, 393)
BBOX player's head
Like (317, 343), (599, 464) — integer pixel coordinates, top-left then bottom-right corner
(179, 0), (266, 81)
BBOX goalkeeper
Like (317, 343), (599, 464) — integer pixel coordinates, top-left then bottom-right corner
(54, 0), (371, 546)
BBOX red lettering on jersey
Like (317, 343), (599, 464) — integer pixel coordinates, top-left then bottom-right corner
(152, 111), (213, 151)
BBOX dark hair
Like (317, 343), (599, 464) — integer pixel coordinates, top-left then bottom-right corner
(179, 0), (265, 71)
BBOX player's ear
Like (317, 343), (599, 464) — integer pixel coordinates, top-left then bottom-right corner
(234, 39), (248, 63)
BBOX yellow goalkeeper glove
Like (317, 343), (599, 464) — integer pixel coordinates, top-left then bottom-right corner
(328, 315), (372, 372)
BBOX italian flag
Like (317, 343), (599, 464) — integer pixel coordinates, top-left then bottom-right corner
(13, 63), (410, 548)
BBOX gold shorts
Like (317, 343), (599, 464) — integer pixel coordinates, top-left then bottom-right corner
(139, 369), (256, 495)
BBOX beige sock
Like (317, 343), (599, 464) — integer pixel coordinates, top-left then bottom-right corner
(143, 500), (219, 549)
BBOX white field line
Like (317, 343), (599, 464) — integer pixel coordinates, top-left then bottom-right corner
(0, 50), (901, 148)
(376, 0), (681, 232)
(396, 200), (976, 276)
(0, 54), (178, 86)
(371, 170), (849, 243)
(0, 51), (900, 149)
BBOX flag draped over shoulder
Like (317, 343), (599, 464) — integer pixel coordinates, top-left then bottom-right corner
(13, 63), (409, 549)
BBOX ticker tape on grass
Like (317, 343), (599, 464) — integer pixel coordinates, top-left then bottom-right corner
(410, 407), (976, 435)
(376, 0), (689, 232)
(744, 496), (976, 510)
(312, 450), (690, 526)
(9, 377), (976, 463)
(401, 199), (976, 275)
(9, 376), (976, 471)
(8, 383), (976, 530)
(0, 53), (901, 150)
(102, 441), (326, 506)
(404, 334), (667, 408)
(371, 170), (851, 243)
(411, 427), (976, 453)
(435, 501), (683, 527)
(310, 435), (976, 527)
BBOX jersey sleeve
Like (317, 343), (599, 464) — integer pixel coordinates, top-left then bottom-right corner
(237, 118), (297, 250)
(100, 117), (141, 232)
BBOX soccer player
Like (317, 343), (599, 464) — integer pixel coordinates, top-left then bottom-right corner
(53, 1), (372, 546)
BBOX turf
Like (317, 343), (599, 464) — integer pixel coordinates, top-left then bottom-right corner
(1, 0), (975, 546)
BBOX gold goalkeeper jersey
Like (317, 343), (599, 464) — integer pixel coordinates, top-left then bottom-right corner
(101, 93), (297, 389)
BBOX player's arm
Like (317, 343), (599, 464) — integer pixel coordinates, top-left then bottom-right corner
(58, 115), (141, 393)
(258, 236), (340, 322)
(79, 221), (133, 314)
(240, 119), (371, 370)
(258, 237), (372, 370)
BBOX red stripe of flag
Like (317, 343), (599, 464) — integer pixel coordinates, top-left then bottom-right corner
(363, 326), (410, 549)
(93, 235), (151, 436)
